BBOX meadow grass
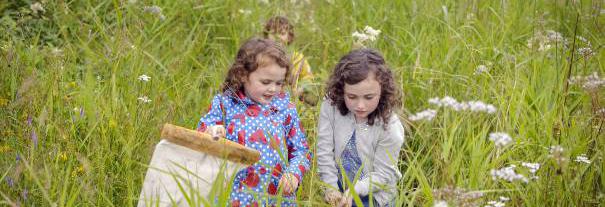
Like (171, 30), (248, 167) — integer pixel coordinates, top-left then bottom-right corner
(1, 0), (604, 206)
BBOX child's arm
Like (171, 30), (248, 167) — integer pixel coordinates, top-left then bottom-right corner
(353, 115), (405, 196)
(316, 100), (340, 189)
(283, 104), (312, 188)
(196, 94), (226, 137)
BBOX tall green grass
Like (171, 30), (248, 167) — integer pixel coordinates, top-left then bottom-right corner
(1, 0), (603, 206)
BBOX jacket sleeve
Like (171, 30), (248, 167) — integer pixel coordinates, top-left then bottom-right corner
(316, 100), (340, 189)
(196, 94), (225, 132)
(284, 104), (312, 184)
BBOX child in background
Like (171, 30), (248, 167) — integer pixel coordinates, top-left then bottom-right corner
(263, 16), (318, 106)
(316, 49), (405, 207)
(197, 38), (311, 206)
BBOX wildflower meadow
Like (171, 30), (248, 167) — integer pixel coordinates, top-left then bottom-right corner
(1, 0), (604, 206)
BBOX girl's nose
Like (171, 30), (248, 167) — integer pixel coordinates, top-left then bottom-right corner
(356, 101), (366, 110)
(268, 84), (277, 93)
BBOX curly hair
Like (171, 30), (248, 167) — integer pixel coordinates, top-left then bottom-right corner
(221, 38), (291, 94)
(326, 49), (402, 127)
(262, 16), (295, 45)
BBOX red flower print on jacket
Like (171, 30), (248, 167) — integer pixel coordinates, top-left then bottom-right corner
(233, 113), (245, 124)
(250, 129), (267, 144)
(271, 163), (282, 177)
(237, 130), (246, 145)
(269, 134), (281, 150)
(227, 122), (234, 134)
(268, 182), (278, 195)
(243, 167), (260, 188)
(231, 200), (240, 207)
(197, 122), (207, 132)
(284, 114), (292, 126)
(287, 127), (296, 139)
(245, 105), (261, 117)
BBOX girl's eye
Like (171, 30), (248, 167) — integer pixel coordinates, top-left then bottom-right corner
(364, 96), (374, 100)
(276, 82), (284, 86)
(261, 81), (271, 85)
(347, 95), (357, 99)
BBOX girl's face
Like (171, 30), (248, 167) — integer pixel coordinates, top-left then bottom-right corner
(268, 31), (290, 45)
(343, 72), (381, 122)
(243, 59), (287, 105)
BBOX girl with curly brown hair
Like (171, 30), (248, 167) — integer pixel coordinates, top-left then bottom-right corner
(317, 49), (405, 207)
(196, 37), (311, 206)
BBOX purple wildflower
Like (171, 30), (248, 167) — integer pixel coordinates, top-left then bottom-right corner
(31, 130), (38, 147)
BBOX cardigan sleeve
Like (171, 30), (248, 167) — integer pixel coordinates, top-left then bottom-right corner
(353, 115), (405, 196)
(316, 100), (340, 189)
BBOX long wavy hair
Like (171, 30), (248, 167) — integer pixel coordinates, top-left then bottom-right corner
(221, 38), (291, 94)
(326, 49), (402, 126)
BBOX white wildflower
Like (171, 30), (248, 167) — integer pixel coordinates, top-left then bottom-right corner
(353, 26), (381, 44)
(50, 47), (63, 56)
(488, 132), (513, 148)
(144, 5), (162, 14)
(475, 65), (488, 75)
(433, 200), (448, 207)
(409, 109), (437, 121)
(521, 162), (540, 174)
(548, 145), (567, 165)
(575, 154), (591, 164)
(577, 47), (594, 57)
(499, 197), (510, 202)
(138, 96), (151, 103)
(485, 200), (506, 207)
(352, 31), (370, 43)
(138, 74), (151, 82)
(490, 165), (528, 183)
(363, 26), (381, 40)
(238, 9), (252, 15)
(429, 96), (496, 114)
(549, 145), (564, 154)
(30, 2), (45, 14)
(144, 5), (165, 20)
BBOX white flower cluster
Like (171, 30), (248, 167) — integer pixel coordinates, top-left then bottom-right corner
(138, 96), (151, 103)
(144, 5), (166, 20)
(490, 165), (528, 183)
(429, 96), (496, 114)
(30, 2), (45, 14)
(577, 47), (595, 58)
(484, 197), (509, 207)
(433, 200), (448, 207)
(548, 145), (567, 165)
(409, 109), (437, 121)
(521, 162), (540, 174)
(352, 26), (381, 43)
(575, 154), (591, 164)
(474, 65), (488, 75)
(238, 9), (252, 15)
(138, 74), (151, 82)
(526, 30), (568, 51)
(488, 132), (513, 148)
(569, 72), (604, 92)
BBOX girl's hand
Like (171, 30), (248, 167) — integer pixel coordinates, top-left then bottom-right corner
(323, 189), (343, 206)
(337, 189), (353, 207)
(278, 173), (299, 195)
(207, 125), (226, 139)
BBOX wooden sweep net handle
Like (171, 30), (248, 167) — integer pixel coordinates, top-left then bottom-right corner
(160, 123), (260, 165)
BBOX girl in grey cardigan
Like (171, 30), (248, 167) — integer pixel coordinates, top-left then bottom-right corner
(317, 49), (405, 207)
